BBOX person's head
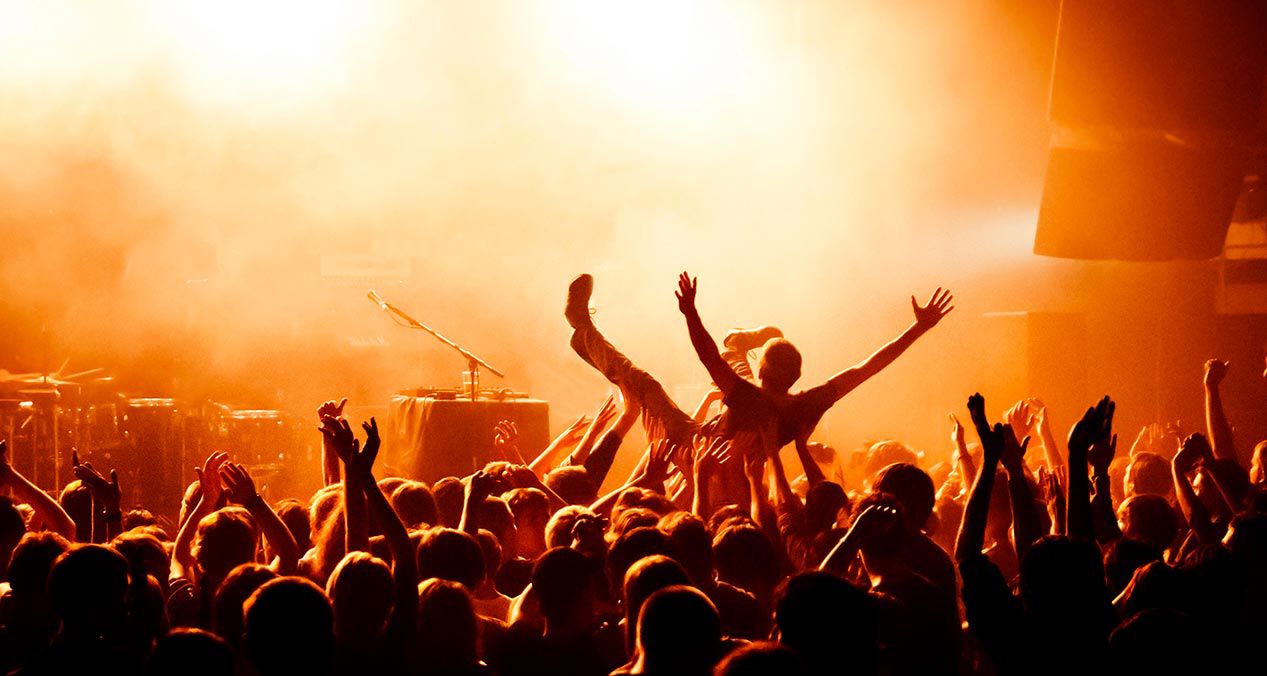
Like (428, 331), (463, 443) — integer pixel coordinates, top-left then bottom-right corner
(308, 484), (343, 535)
(145, 628), (234, 676)
(416, 527), (485, 591)
(7, 530), (70, 598)
(391, 481), (439, 529)
(0, 496), (25, 578)
(862, 441), (921, 480)
(610, 507), (662, 541)
(243, 577), (334, 676)
(715, 642), (808, 676)
(1019, 536), (1107, 625)
(1250, 440), (1267, 485)
(713, 524), (781, 600)
(478, 495), (518, 559)
(757, 338), (802, 393)
(635, 585), (721, 674)
(533, 546), (596, 631)
(545, 505), (601, 550)
(49, 544), (130, 633)
(1125, 453), (1172, 498)
(622, 554), (690, 652)
(803, 481), (849, 534)
(273, 499), (311, 553)
(122, 508), (160, 532)
(775, 572), (876, 676)
(431, 477), (465, 528)
(612, 486), (676, 522)
(194, 508), (257, 578)
(851, 493), (909, 562)
(1117, 495), (1179, 553)
(658, 511), (714, 587)
(211, 563), (277, 648)
(112, 531), (170, 594)
(706, 504), (751, 534)
(871, 464), (934, 531)
(326, 552), (394, 640)
(475, 529), (503, 582)
(58, 480), (94, 540)
(506, 487), (551, 556)
(1103, 538), (1162, 599)
(544, 465), (596, 505)
(416, 578), (479, 670)
(1223, 512), (1267, 565)
(607, 526), (675, 598)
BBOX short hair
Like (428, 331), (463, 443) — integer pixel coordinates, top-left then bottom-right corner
(243, 577), (334, 676)
(145, 628), (234, 676)
(416, 527), (485, 590)
(635, 585), (721, 669)
(194, 508), (257, 574)
(326, 552), (394, 637)
(803, 481), (849, 533)
(545, 505), (601, 550)
(532, 546), (594, 622)
(390, 481), (438, 528)
(1117, 495), (1179, 552)
(757, 339), (802, 390)
(431, 477), (465, 528)
(212, 563), (277, 648)
(544, 466), (596, 506)
(713, 524), (780, 596)
(1127, 453), (1172, 497)
(872, 463), (935, 529)
(7, 530), (70, 593)
(775, 572), (875, 674)
(49, 544), (130, 626)
(864, 441), (920, 477)
(715, 642), (808, 676)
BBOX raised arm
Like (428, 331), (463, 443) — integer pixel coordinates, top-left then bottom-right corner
(564, 396), (617, 467)
(317, 398), (347, 486)
(172, 451), (228, 580)
(1066, 397), (1113, 542)
(528, 415), (590, 477)
(1088, 425), (1122, 545)
(1173, 434), (1220, 544)
(1203, 359), (1238, 463)
(676, 272), (743, 395)
(356, 418), (418, 645)
(321, 416), (369, 553)
(71, 453), (123, 542)
(955, 394), (1002, 563)
(581, 386), (640, 487)
(997, 422), (1042, 564)
(822, 289), (954, 401)
(221, 462), (299, 575)
(0, 440), (75, 539)
(691, 436), (732, 520)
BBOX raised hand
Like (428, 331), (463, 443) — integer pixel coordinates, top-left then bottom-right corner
(1068, 396), (1113, 462)
(848, 503), (902, 546)
(1003, 400), (1037, 440)
(319, 416), (358, 464)
(1088, 429), (1117, 476)
(950, 414), (965, 451)
(1174, 433), (1213, 475)
(692, 435), (733, 479)
(1204, 359), (1229, 388)
(466, 470), (499, 503)
(219, 462), (260, 505)
(357, 418), (381, 476)
(911, 287), (954, 330)
(317, 397), (348, 420)
(645, 439), (675, 484)
(675, 271), (698, 315)
(194, 451), (230, 507)
(997, 425), (1031, 474)
(72, 452), (121, 510)
(966, 393), (992, 450)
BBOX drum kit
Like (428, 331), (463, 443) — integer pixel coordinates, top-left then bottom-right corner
(0, 364), (305, 513)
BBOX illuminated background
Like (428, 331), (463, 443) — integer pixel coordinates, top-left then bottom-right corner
(5, 0), (1248, 486)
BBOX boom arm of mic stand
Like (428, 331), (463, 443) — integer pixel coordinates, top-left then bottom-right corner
(379, 302), (506, 400)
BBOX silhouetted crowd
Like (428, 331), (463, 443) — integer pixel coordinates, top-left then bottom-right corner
(1, 273), (1265, 676)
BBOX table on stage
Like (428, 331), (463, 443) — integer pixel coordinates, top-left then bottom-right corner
(382, 394), (550, 482)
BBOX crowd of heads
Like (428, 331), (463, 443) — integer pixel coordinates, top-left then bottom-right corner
(1, 353), (1266, 676)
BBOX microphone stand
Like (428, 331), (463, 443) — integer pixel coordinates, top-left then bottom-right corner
(370, 292), (505, 401)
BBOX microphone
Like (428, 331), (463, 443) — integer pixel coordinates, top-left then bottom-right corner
(367, 289), (388, 311)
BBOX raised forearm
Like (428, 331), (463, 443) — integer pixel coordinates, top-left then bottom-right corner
(581, 430), (624, 489)
(5, 470), (75, 538)
(682, 308), (738, 392)
(322, 436), (341, 486)
(1066, 453), (1092, 542)
(1173, 467), (1218, 544)
(955, 457), (997, 563)
(1090, 474), (1122, 544)
(249, 496), (299, 574)
(793, 438), (826, 487)
(1005, 465), (1043, 562)
(1204, 384), (1237, 462)
(343, 474), (369, 553)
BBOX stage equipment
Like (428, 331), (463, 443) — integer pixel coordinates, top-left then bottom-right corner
(367, 289), (505, 401)
(383, 391), (550, 483)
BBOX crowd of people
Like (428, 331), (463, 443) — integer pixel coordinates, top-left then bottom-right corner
(1, 271), (1265, 676)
